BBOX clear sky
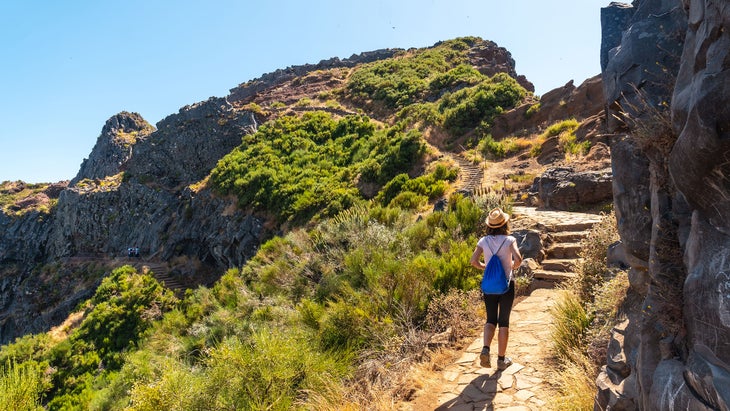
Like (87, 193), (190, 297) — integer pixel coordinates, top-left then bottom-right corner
(0, 0), (612, 183)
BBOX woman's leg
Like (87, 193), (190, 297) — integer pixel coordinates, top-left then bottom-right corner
(496, 281), (516, 356)
(481, 293), (500, 367)
(482, 293), (499, 347)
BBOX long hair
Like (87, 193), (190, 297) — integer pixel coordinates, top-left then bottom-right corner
(486, 222), (510, 236)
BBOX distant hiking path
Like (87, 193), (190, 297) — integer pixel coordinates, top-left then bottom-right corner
(408, 206), (604, 410)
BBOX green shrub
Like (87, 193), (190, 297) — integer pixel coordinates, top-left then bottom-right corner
(525, 102), (541, 118)
(561, 133), (592, 156)
(572, 212), (619, 304)
(0, 361), (43, 411)
(542, 118), (579, 139)
(41, 266), (178, 409)
(374, 165), (456, 207)
(318, 301), (370, 351)
(388, 192), (427, 210)
(211, 112), (425, 224)
(429, 64), (485, 92)
(440, 73), (527, 135)
(346, 39), (474, 110)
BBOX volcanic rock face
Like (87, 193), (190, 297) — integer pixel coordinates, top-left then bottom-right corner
(70, 112), (153, 186)
(0, 101), (265, 343)
(598, 0), (730, 409)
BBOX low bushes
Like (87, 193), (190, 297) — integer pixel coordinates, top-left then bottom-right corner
(548, 211), (627, 410)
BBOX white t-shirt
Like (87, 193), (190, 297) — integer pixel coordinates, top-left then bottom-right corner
(476, 235), (517, 282)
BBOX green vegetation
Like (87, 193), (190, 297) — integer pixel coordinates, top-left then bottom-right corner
(374, 163), (458, 208)
(394, 73), (526, 138)
(438, 73), (526, 135)
(548, 212), (627, 409)
(525, 102), (541, 118)
(1, 193), (514, 409)
(477, 135), (533, 159)
(0, 361), (43, 411)
(0, 266), (178, 410)
(346, 37), (527, 143)
(346, 38), (475, 109)
(211, 111), (427, 224)
(539, 118), (591, 157)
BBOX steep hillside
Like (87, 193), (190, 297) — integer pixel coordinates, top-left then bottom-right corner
(0, 37), (560, 343)
(0, 35), (609, 409)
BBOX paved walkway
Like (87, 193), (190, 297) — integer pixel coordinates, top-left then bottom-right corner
(430, 288), (560, 410)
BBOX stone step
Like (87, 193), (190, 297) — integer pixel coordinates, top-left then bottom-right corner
(547, 243), (583, 259)
(152, 274), (184, 289)
(155, 278), (184, 290)
(548, 221), (601, 232)
(549, 230), (590, 243)
(532, 269), (577, 282)
(541, 258), (577, 272)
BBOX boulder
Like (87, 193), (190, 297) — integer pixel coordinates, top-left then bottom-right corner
(532, 166), (613, 210)
(512, 229), (544, 262)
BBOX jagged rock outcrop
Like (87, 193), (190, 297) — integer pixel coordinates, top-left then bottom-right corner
(127, 98), (256, 189)
(491, 74), (604, 140)
(598, 0), (730, 409)
(0, 102), (264, 343)
(70, 112), (153, 186)
(467, 40), (534, 92)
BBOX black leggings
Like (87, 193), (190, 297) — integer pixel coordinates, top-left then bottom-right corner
(483, 281), (515, 328)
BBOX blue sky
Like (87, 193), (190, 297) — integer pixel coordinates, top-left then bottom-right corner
(0, 0), (612, 183)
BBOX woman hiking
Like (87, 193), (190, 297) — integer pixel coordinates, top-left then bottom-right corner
(470, 207), (523, 370)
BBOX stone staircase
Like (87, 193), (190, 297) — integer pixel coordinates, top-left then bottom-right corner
(62, 254), (186, 294)
(448, 153), (483, 191)
(512, 206), (603, 286)
(132, 261), (185, 293)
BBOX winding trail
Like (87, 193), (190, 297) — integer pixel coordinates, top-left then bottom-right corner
(409, 206), (605, 410)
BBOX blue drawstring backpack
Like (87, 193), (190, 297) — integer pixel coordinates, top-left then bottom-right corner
(480, 237), (509, 295)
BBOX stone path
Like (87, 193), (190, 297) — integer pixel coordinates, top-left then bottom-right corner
(429, 288), (559, 411)
(410, 206), (606, 410)
(512, 206), (603, 285)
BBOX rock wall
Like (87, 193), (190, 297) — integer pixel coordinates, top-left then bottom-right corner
(599, 0), (730, 409)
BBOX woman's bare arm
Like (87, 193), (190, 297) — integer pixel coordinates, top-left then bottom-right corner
(470, 246), (485, 270)
(511, 240), (523, 270)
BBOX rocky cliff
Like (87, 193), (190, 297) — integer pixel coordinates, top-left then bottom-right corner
(598, 0), (730, 409)
(0, 102), (266, 342)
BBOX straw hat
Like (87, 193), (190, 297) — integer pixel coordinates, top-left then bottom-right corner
(486, 208), (509, 228)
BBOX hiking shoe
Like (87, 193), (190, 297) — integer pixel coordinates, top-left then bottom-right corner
(479, 348), (491, 368)
(497, 357), (513, 370)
